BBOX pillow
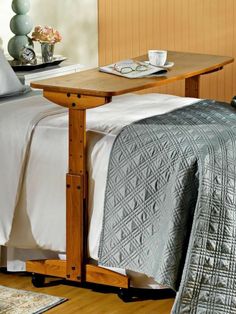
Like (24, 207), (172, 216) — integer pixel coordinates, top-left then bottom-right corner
(0, 49), (31, 98)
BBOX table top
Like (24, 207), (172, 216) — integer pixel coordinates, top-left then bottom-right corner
(31, 51), (234, 97)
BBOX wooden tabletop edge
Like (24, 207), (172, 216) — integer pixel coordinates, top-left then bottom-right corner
(30, 54), (234, 97)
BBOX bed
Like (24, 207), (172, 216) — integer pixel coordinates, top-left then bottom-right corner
(0, 89), (198, 286)
(0, 49), (235, 312)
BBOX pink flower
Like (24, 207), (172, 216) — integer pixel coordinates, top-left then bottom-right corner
(31, 25), (62, 44)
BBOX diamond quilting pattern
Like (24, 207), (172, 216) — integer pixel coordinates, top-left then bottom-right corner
(99, 100), (236, 313)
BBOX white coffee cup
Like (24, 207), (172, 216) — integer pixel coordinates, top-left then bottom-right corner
(148, 50), (167, 66)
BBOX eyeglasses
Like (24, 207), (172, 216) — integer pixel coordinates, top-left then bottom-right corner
(114, 61), (148, 74)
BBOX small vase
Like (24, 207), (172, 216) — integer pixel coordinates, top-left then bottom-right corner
(41, 42), (54, 63)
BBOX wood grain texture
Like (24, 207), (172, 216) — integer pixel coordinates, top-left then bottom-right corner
(43, 91), (111, 110)
(85, 264), (129, 288)
(66, 174), (84, 282)
(26, 96), (130, 288)
(31, 51), (233, 97)
(26, 260), (66, 278)
(185, 76), (200, 98)
(68, 110), (86, 175)
(98, 0), (236, 102)
(0, 271), (174, 314)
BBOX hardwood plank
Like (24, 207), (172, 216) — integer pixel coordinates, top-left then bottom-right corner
(0, 271), (175, 314)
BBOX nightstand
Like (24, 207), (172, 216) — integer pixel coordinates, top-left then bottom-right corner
(15, 62), (86, 85)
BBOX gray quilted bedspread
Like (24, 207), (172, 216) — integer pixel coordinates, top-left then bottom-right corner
(98, 99), (236, 313)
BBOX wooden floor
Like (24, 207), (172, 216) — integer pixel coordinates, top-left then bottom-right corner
(0, 271), (175, 313)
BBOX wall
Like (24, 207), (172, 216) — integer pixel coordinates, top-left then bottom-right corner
(0, 0), (98, 66)
(98, 0), (236, 102)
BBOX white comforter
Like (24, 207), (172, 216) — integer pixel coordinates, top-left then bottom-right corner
(0, 92), (199, 262)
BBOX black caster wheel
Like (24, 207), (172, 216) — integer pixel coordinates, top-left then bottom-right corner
(118, 288), (132, 302)
(31, 273), (45, 288)
(231, 96), (236, 108)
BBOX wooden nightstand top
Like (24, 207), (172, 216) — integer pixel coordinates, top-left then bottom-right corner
(16, 62), (86, 85)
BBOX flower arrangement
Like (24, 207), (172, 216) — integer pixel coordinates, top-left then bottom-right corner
(31, 25), (62, 44)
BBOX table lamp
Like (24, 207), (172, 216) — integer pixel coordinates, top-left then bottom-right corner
(8, 0), (34, 60)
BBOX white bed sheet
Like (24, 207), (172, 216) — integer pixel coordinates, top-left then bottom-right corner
(1, 92), (199, 287)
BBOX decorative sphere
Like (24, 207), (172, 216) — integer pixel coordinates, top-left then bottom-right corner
(10, 14), (33, 35)
(8, 35), (34, 60)
(12, 0), (30, 15)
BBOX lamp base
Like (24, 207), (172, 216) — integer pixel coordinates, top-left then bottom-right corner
(8, 35), (33, 60)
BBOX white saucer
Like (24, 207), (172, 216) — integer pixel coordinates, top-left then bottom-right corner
(144, 61), (174, 68)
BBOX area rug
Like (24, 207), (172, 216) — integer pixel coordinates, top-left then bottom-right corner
(0, 285), (67, 314)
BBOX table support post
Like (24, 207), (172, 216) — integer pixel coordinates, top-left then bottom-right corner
(185, 75), (200, 98)
(66, 109), (86, 281)
(26, 92), (129, 289)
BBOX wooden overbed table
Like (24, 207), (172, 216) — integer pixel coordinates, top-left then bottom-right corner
(27, 51), (233, 289)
